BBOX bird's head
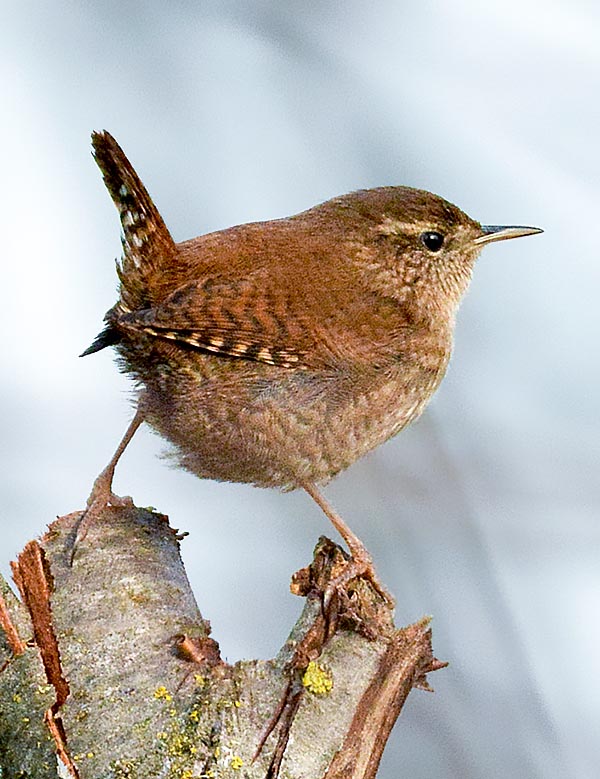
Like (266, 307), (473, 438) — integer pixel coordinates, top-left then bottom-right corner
(332, 186), (542, 322)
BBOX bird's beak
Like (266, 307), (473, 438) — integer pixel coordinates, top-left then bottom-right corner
(473, 225), (543, 245)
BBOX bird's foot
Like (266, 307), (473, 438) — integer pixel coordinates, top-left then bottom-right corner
(323, 544), (395, 612)
(85, 467), (134, 512)
(301, 482), (395, 611)
(69, 469), (134, 564)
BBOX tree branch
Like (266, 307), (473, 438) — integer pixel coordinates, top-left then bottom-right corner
(0, 505), (445, 778)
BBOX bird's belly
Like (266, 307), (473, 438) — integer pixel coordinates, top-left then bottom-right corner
(141, 358), (440, 489)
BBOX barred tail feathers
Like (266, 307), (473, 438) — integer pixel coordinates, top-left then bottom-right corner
(91, 131), (177, 312)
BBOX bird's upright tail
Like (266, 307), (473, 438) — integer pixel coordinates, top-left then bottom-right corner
(91, 130), (177, 314)
(82, 131), (179, 356)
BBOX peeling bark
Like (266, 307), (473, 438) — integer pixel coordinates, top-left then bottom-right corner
(0, 505), (445, 778)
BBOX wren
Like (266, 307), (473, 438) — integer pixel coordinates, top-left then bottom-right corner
(81, 131), (542, 599)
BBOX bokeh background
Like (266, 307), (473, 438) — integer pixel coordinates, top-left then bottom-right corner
(2, 2), (598, 776)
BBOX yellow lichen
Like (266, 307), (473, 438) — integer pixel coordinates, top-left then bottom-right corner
(111, 758), (138, 777)
(73, 752), (92, 762)
(154, 685), (173, 701)
(155, 709), (203, 778)
(230, 755), (244, 770)
(302, 661), (333, 696)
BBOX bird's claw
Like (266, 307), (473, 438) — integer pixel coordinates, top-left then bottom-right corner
(322, 548), (395, 613)
(70, 478), (134, 565)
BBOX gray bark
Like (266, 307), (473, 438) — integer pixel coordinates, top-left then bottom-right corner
(0, 505), (445, 778)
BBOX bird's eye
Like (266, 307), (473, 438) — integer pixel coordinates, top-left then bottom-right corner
(420, 231), (444, 252)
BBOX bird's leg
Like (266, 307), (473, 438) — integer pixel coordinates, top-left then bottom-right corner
(86, 406), (145, 510)
(72, 407), (145, 554)
(302, 482), (395, 609)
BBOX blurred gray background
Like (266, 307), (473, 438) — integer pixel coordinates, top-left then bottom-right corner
(1, 2), (598, 777)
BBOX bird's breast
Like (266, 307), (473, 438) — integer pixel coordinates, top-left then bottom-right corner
(139, 336), (451, 489)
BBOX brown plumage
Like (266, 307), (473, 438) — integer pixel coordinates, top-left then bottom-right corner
(81, 130), (542, 598)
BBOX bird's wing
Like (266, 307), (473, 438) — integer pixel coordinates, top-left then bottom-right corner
(115, 275), (317, 369)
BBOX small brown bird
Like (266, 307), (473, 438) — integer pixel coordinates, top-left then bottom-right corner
(81, 131), (541, 598)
